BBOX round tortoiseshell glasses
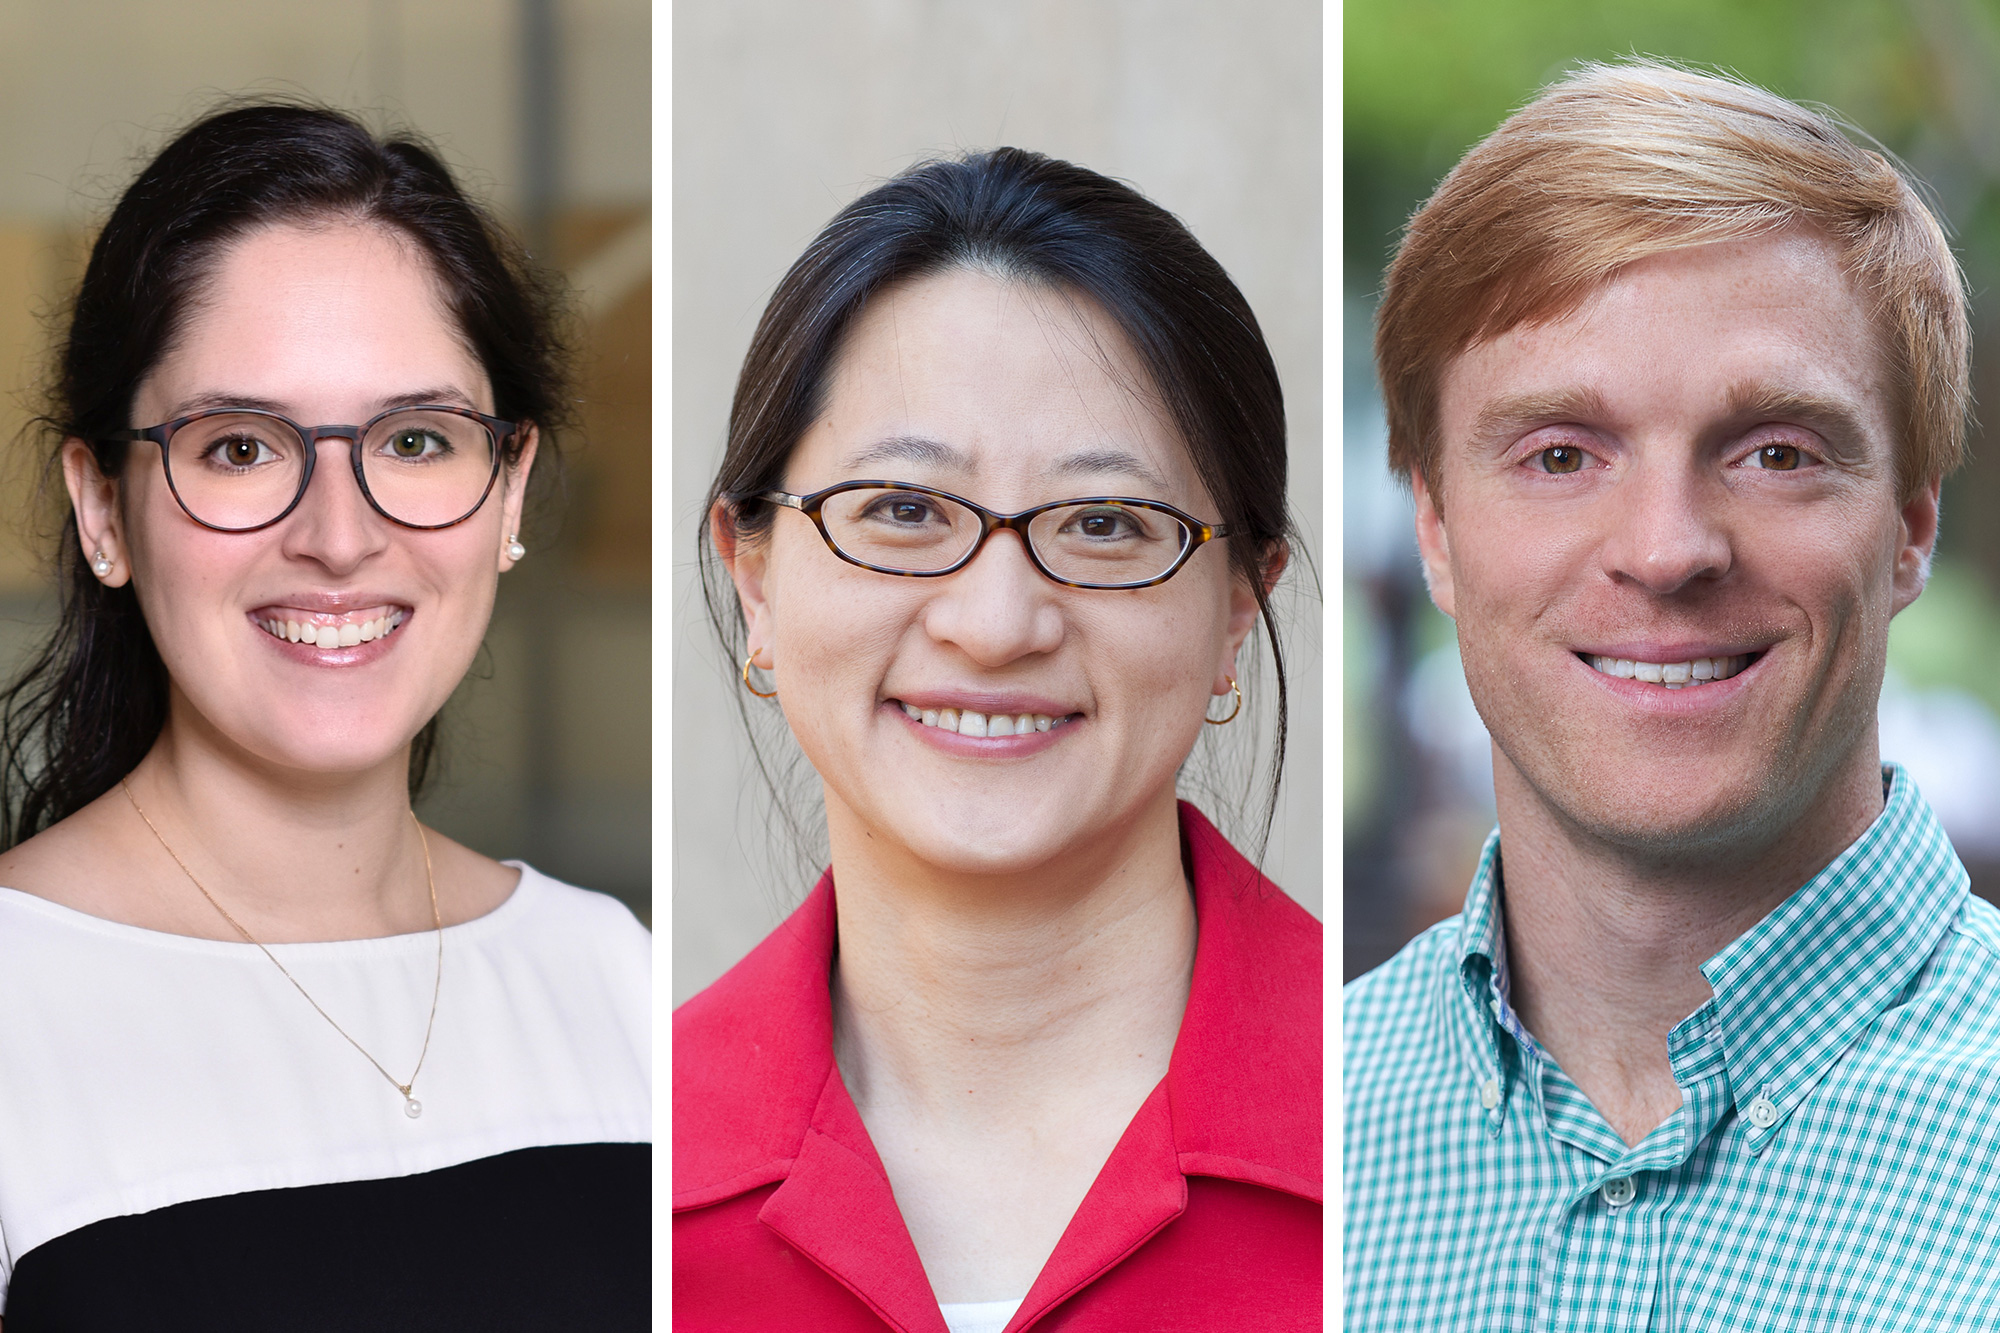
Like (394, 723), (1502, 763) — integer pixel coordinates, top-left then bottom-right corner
(103, 405), (519, 532)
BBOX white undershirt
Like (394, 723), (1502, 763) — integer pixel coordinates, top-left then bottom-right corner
(940, 1297), (1026, 1333)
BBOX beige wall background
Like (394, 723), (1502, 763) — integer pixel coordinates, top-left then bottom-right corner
(673, 0), (1324, 1004)
(0, 0), (650, 913)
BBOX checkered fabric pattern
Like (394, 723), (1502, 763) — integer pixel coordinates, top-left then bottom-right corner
(1344, 765), (2000, 1330)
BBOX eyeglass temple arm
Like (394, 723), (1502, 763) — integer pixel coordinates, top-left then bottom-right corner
(753, 491), (807, 510)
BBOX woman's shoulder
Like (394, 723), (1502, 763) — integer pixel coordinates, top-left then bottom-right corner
(490, 862), (652, 963)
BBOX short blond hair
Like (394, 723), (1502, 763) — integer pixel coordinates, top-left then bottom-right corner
(1376, 60), (1968, 502)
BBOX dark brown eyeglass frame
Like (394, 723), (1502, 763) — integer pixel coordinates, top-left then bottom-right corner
(101, 405), (518, 533)
(742, 479), (1230, 589)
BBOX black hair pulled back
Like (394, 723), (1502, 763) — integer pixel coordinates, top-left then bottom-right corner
(0, 101), (573, 848)
(702, 147), (1295, 860)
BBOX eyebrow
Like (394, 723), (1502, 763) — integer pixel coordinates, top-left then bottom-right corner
(839, 434), (963, 472)
(1719, 382), (1873, 456)
(159, 386), (480, 421)
(1046, 448), (1170, 490)
(1466, 388), (1613, 450)
(839, 435), (1170, 491)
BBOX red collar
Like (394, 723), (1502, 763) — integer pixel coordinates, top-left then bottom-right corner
(673, 801), (1321, 1324)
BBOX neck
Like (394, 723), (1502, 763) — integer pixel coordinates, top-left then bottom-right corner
(126, 694), (431, 943)
(826, 785), (1196, 1125)
(1495, 738), (1886, 1145)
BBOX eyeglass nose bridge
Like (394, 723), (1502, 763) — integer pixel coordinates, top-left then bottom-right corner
(947, 507), (1054, 579)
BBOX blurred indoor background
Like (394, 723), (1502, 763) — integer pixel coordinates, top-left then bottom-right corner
(0, 0), (650, 917)
(1346, 0), (2000, 979)
(674, 0), (1322, 1004)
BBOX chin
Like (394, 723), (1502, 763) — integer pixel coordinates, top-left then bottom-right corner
(1514, 742), (1806, 860)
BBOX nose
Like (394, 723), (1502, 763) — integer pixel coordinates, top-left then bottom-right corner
(918, 528), (1066, 666)
(278, 435), (392, 574)
(1598, 450), (1732, 595)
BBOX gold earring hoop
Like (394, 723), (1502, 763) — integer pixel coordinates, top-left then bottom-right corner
(1205, 674), (1242, 726)
(741, 651), (777, 698)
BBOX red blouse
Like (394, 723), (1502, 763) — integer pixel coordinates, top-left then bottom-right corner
(673, 802), (1322, 1331)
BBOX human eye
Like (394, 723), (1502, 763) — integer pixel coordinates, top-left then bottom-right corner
(380, 427), (454, 462)
(200, 430), (283, 470)
(1059, 504), (1147, 540)
(1524, 443), (1597, 474)
(856, 491), (947, 527)
(1738, 440), (1815, 471)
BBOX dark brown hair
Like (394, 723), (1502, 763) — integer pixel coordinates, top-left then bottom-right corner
(701, 147), (1295, 856)
(0, 102), (573, 847)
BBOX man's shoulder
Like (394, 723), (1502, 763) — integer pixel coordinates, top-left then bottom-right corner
(1342, 915), (1462, 1068)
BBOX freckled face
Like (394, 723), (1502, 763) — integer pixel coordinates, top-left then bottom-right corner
(735, 268), (1255, 873)
(1423, 228), (1936, 853)
(114, 221), (531, 778)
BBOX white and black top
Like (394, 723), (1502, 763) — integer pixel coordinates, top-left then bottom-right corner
(0, 864), (651, 1330)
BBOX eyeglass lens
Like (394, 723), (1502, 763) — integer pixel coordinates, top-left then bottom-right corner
(165, 411), (496, 529)
(818, 486), (1192, 585)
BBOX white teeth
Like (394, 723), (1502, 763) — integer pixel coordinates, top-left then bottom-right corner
(1585, 654), (1750, 688)
(260, 611), (404, 647)
(899, 702), (1061, 736)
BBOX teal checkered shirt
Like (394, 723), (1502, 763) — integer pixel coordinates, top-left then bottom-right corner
(1345, 765), (2000, 1329)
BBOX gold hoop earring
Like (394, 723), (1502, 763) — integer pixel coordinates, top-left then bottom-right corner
(1204, 674), (1242, 726)
(741, 651), (777, 698)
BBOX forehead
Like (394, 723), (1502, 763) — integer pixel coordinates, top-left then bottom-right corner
(1437, 228), (1892, 452)
(138, 220), (487, 418)
(787, 267), (1198, 501)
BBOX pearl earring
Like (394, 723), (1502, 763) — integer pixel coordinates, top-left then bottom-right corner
(505, 535), (526, 562)
(91, 550), (112, 579)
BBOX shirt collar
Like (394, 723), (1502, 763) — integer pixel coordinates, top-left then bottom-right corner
(1699, 764), (1967, 1142)
(672, 800), (1321, 1208)
(1451, 765), (1969, 1144)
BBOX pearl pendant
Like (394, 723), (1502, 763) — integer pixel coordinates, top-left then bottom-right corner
(404, 1096), (423, 1119)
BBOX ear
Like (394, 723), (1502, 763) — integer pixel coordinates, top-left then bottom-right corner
(1411, 471), (1456, 619)
(1214, 539), (1288, 695)
(61, 438), (129, 587)
(1890, 475), (1942, 615)
(712, 498), (775, 667)
(497, 425), (540, 572)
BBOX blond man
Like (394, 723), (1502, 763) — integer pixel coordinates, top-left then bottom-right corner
(1345, 62), (1995, 1328)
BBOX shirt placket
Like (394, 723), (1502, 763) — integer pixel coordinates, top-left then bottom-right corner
(1524, 1013), (1727, 1333)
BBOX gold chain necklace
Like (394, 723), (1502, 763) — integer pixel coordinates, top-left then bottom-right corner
(120, 779), (444, 1119)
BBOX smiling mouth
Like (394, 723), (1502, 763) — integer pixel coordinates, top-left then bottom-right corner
(1579, 651), (1760, 689)
(256, 607), (407, 648)
(893, 701), (1077, 738)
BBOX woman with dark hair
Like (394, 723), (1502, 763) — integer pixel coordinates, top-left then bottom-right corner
(674, 149), (1320, 1332)
(0, 105), (648, 1329)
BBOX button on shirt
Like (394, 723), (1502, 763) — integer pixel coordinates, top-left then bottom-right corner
(1344, 766), (2000, 1330)
(675, 802), (1321, 1331)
